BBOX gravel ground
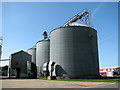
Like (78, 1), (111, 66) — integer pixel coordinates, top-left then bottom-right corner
(1, 79), (119, 88)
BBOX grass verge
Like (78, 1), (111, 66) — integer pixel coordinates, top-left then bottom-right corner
(37, 77), (47, 80)
(38, 78), (120, 82)
(55, 78), (120, 82)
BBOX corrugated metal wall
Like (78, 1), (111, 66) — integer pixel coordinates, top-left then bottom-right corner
(27, 47), (36, 64)
(10, 51), (31, 78)
(50, 26), (99, 78)
(36, 39), (50, 76)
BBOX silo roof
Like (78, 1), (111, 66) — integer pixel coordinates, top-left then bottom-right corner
(36, 38), (50, 44)
(50, 25), (96, 34)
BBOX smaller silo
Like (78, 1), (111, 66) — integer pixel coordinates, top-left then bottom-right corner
(27, 46), (36, 64)
(36, 38), (50, 76)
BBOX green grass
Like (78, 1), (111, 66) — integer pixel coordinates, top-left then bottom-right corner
(55, 78), (120, 82)
(38, 78), (120, 82)
(37, 77), (47, 80)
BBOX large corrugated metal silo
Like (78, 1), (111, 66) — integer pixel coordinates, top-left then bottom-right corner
(50, 26), (100, 79)
(36, 39), (50, 76)
(27, 46), (36, 64)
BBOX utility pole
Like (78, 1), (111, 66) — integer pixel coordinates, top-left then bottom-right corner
(0, 36), (3, 61)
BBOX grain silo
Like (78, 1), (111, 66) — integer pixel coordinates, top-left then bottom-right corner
(36, 37), (50, 76)
(50, 26), (100, 79)
(50, 9), (100, 79)
(27, 46), (36, 64)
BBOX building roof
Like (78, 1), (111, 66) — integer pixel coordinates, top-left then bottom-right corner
(10, 50), (31, 56)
